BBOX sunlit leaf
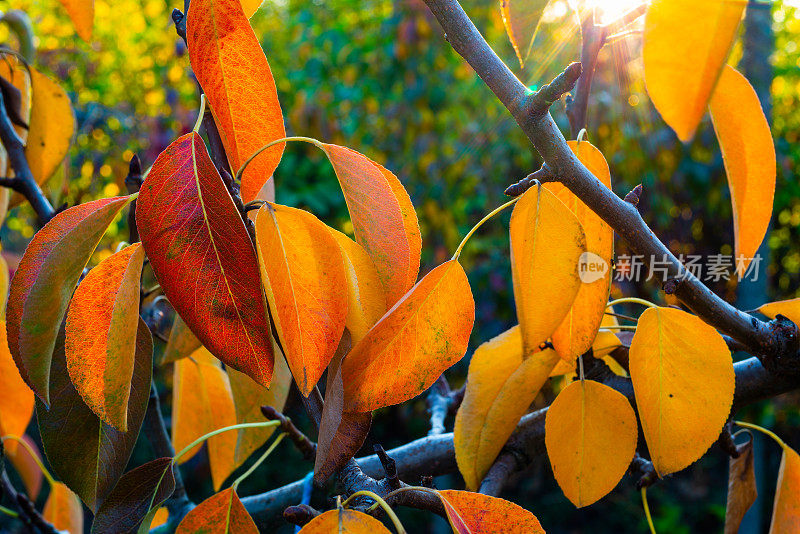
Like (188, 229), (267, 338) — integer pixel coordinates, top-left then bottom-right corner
(0, 320), (34, 454)
(187, 0), (285, 203)
(548, 141), (613, 362)
(38, 320), (152, 513)
(92, 457), (176, 534)
(321, 144), (421, 306)
(241, 0), (262, 18)
(0, 249), (10, 318)
(297, 508), (392, 533)
(629, 307), (734, 475)
(136, 132), (273, 387)
(228, 340), (292, 467)
(438, 490), (545, 533)
(254, 202), (347, 396)
(172, 348), (237, 491)
(327, 228), (387, 344)
(162, 314), (201, 365)
(5, 435), (42, 499)
(510, 183), (585, 358)
(770, 445), (800, 533)
(725, 433), (757, 534)
(592, 310), (623, 359)
(545, 379), (637, 507)
(7, 195), (132, 404)
(643, 0), (745, 141)
(65, 243), (145, 431)
(57, 0), (94, 41)
(757, 298), (800, 326)
(500, 0), (549, 68)
(150, 508), (169, 530)
(709, 65), (776, 270)
(43, 482), (83, 534)
(455, 325), (559, 490)
(0, 55), (31, 143)
(176, 488), (257, 533)
(341, 260), (474, 412)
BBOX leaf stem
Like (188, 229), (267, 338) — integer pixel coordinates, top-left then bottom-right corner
(0, 505), (19, 518)
(452, 196), (521, 260)
(235, 136), (323, 183)
(172, 421), (280, 464)
(1, 435), (56, 486)
(606, 297), (657, 310)
(231, 433), (287, 491)
(192, 95), (206, 134)
(641, 487), (657, 534)
(341, 490), (407, 534)
(735, 421), (789, 450)
(598, 325), (638, 331)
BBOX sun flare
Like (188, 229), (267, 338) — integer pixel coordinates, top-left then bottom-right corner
(584, 0), (647, 24)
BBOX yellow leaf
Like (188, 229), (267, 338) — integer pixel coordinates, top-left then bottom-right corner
(241, 0), (262, 18)
(43, 482), (83, 534)
(455, 326), (559, 490)
(758, 299), (800, 326)
(298, 508), (392, 533)
(643, 0), (744, 141)
(0, 56), (31, 144)
(629, 307), (734, 475)
(162, 315), (201, 365)
(510, 183), (586, 358)
(57, 0), (94, 41)
(770, 445), (800, 533)
(172, 349), (237, 490)
(500, 0), (549, 68)
(592, 310), (623, 359)
(548, 141), (613, 362)
(545, 379), (637, 507)
(709, 65), (775, 270)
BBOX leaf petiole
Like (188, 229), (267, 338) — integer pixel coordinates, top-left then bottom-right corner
(734, 421), (789, 450)
(452, 196), (521, 261)
(606, 297), (658, 310)
(192, 95), (206, 134)
(1, 435), (56, 486)
(172, 421), (280, 464)
(641, 486), (657, 534)
(231, 432), (287, 491)
(0, 505), (19, 518)
(236, 136), (323, 183)
(341, 489), (407, 534)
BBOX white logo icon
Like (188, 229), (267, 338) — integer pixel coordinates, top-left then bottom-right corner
(578, 252), (608, 284)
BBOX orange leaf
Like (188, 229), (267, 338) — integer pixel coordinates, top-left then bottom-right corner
(455, 326), (559, 490)
(150, 507), (169, 529)
(0, 251), (10, 318)
(0, 320), (34, 454)
(241, 0), (262, 18)
(548, 141), (613, 362)
(545, 380), (637, 507)
(228, 339), (292, 467)
(709, 65), (775, 270)
(341, 260), (474, 412)
(438, 490), (545, 533)
(643, 0), (744, 141)
(500, 0), (549, 68)
(297, 508), (392, 533)
(43, 482), (83, 534)
(5, 435), (43, 500)
(65, 243), (145, 431)
(327, 228), (387, 344)
(321, 144), (421, 306)
(758, 299), (800, 326)
(510, 183), (586, 358)
(162, 314), (201, 365)
(187, 0), (285, 203)
(770, 445), (800, 533)
(172, 349), (237, 490)
(7, 196), (132, 404)
(136, 132), (273, 387)
(254, 203), (348, 396)
(176, 488), (257, 533)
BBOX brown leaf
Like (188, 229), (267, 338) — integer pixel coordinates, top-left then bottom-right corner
(725, 433), (757, 534)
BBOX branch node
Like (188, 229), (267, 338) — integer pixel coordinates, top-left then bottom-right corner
(624, 184), (643, 206)
(373, 445), (400, 490)
(283, 504), (320, 527)
(662, 277), (683, 295)
(504, 165), (552, 197)
(261, 405), (317, 461)
(529, 62), (582, 116)
(630, 453), (658, 490)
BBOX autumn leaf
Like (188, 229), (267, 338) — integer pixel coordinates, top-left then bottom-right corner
(341, 260), (474, 413)
(709, 65), (776, 271)
(65, 243), (145, 431)
(57, 0), (94, 41)
(0, 248), (9, 317)
(629, 307), (734, 475)
(758, 298), (800, 326)
(545, 380), (637, 507)
(92, 457), (176, 534)
(172, 349), (237, 491)
(176, 488), (258, 533)
(438, 490), (545, 533)
(5, 435), (43, 499)
(725, 433), (757, 534)
(228, 340), (292, 467)
(0, 55), (31, 143)
(500, 0), (549, 68)
(770, 444), (800, 532)
(0, 320), (34, 454)
(510, 183), (586, 358)
(7, 195), (132, 404)
(187, 0), (285, 203)
(321, 144), (421, 306)
(297, 508), (392, 533)
(43, 482), (84, 534)
(136, 132), (273, 387)
(455, 325), (559, 490)
(327, 228), (387, 344)
(162, 314), (201, 365)
(548, 141), (613, 362)
(254, 202), (347, 396)
(150, 508), (169, 530)
(38, 320), (152, 513)
(643, 0), (745, 142)
(241, 0), (262, 18)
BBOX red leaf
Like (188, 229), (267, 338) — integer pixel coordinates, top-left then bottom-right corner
(438, 490), (545, 533)
(136, 132), (273, 386)
(176, 488), (257, 533)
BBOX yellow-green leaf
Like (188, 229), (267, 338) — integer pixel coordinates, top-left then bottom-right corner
(455, 325), (559, 490)
(510, 183), (586, 358)
(629, 307), (734, 475)
(545, 379), (637, 507)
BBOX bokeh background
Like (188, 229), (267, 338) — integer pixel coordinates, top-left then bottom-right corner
(2, 0), (800, 532)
